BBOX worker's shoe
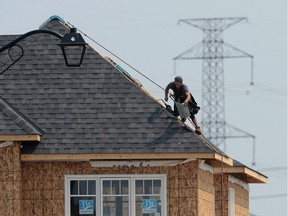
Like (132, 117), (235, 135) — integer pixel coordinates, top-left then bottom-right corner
(181, 118), (186, 122)
(195, 126), (202, 135)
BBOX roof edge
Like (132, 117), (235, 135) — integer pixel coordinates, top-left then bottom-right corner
(21, 152), (232, 165)
(0, 134), (41, 142)
(0, 97), (45, 135)
(214, 166), (268, 184)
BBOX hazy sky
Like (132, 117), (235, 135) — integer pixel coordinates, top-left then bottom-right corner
(0, 0), (287, 215)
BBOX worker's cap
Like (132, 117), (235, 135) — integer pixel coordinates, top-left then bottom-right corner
(174, 76), (183, 83)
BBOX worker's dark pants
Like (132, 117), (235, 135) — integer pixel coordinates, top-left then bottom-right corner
(173, 102), (195, 120)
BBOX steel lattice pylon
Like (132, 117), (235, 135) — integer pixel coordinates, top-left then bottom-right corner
(174, 17), (255, 156)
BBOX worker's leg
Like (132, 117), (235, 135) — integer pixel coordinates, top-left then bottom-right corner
(190, 113), (201, 135)
(173, 103), (179, 117)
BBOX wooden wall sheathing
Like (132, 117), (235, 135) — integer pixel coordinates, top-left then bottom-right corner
(228, 182), (249, 216)
(197, 167), (215, 216)
(0, 143), (22, 216)
(21, 160), (249, 216)
(214, 174), (229, 216)
(21, 160), (203, 216)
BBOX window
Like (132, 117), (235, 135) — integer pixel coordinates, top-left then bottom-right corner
(67, 178), (97, 216)
(135, 179), (162, 216)
(65, 175), (166, 216)
(102, 179), (130, 216)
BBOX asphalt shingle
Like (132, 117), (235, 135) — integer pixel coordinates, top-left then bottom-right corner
(0, 17), (223, 155)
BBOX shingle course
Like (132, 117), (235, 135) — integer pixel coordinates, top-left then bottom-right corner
(0, 18), (224, 155)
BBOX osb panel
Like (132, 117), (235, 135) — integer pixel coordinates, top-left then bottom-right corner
(179, 188), (197, 198)
(177, 162), (198, 178)
(169, 177), (178, 188)
(215, 209), (229, 216)
(198, 168), (214, 185)
(214, 174), (229, 189)
(198, 197), (214, 216)
(169, 188), (179, 198)
(178, 198), (197, 216)
(169, 197), (182, 216)
(179, 178), (198, 188)
(53, 199), (65, 216)
(0, 199), (14, 216)
(0, 143), (22, 216)
(21, 200), (34, 216)
(198, 189), (214, 203)
(198, 180), (214, 194)
(228, 182), (249, 209)
(0, 146), (13, 171)
(235, 204), (249, 216)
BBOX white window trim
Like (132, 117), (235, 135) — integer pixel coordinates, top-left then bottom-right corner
(228, 188), (235, 216)
(65, 174), (167, 216)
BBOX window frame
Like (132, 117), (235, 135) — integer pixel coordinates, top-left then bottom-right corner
(65, 174), (167, 216)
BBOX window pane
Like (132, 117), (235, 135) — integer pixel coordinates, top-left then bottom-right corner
(153, 180), (161, 194)
(79, 180), (87, 195)
(121, 180), (129, 195)
(135, 196), (161, 216)
(103, 196), (129, 216)
(135, 180), (143, 194)
(144, 180), (152, 194)
(88, 180), (96, 195)
(103, 180), (111, 195)
(71, 180), (78, 195)
(112, 180), (120, 195)
(70, 196), (96, 216)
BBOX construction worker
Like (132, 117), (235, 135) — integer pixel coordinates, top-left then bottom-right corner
(164, 76), (201, 135)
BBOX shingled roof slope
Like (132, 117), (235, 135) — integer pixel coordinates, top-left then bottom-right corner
(0, 17), (222, 155)
(0, 96), (44, 135)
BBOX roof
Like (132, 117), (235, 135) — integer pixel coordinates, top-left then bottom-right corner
(0, 16), (268, 183)
(0, 17), (225, 156)
(0, 96), (44, 135)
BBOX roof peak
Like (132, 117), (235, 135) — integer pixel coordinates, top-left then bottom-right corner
(39, 15), (67, 30)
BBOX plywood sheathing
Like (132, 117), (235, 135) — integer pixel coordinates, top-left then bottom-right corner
(21, 159), (250, 216)
(21, 160), (201, 216)
(0, 143), (22, 216)
(214, 174), (228, 216)
(228, 182), (249, 216)
(198, 166), (215, 216)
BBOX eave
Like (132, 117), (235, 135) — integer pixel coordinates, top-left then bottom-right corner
(21, 152), (233, 166)
(214, 166), (268, 183)
(0, 134), (41, 142)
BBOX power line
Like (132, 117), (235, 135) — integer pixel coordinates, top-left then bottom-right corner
(66, 22), (165, 92)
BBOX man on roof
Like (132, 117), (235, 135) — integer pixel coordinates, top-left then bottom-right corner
(164, 76), (202, 135)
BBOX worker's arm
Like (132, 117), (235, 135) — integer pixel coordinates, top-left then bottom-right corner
(184, 92), (191, 106)
(164, 85), (169, 102)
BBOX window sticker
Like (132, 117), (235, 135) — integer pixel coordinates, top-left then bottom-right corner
(142, 199), (157, 214)
(79, 200), (94, 215)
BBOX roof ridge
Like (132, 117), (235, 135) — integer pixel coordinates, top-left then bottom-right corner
(39, 15), (67, 29)
(0, 96), (44, 135)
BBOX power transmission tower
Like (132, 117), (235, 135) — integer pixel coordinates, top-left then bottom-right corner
(174, 17), (255, 163)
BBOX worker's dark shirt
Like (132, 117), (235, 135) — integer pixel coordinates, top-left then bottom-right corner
(166, 82), (189, 102)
